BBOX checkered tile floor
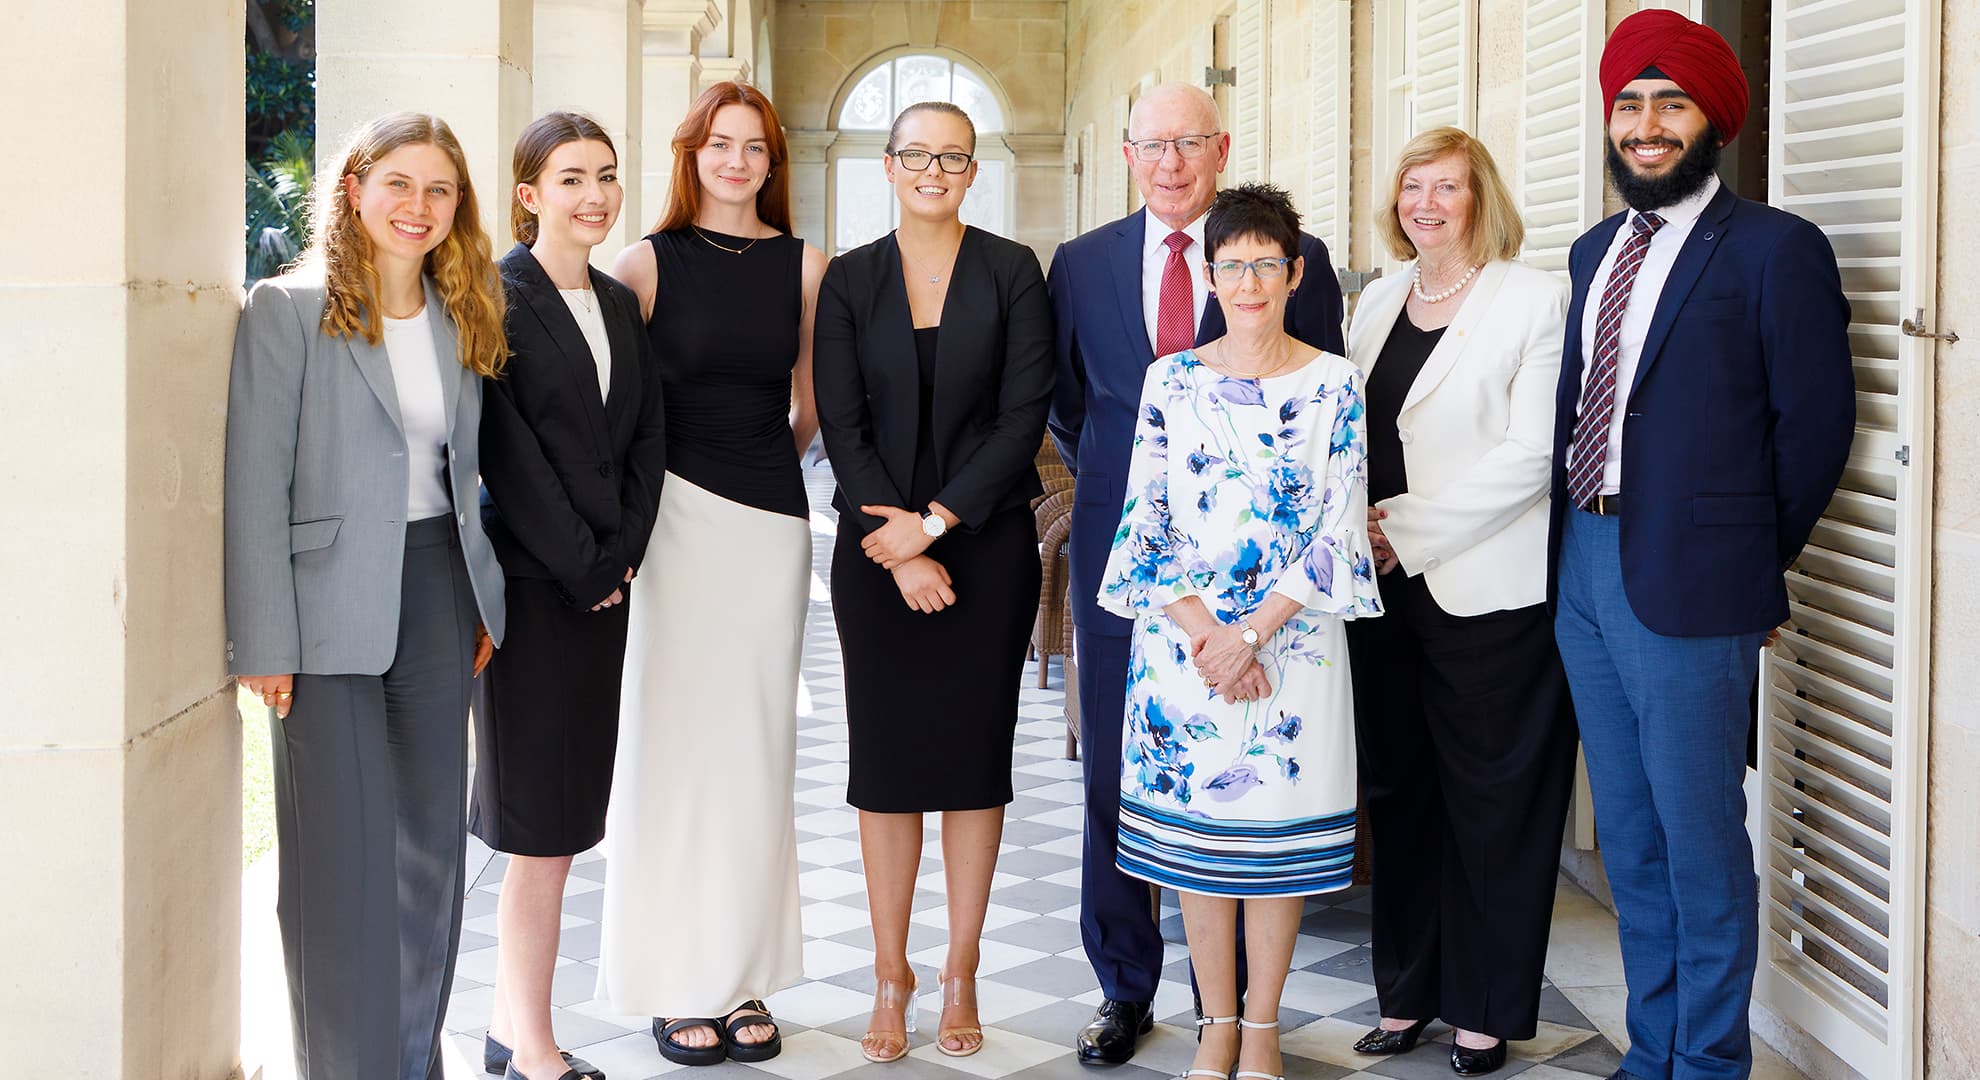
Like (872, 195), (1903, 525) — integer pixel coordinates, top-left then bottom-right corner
(429, 466), (1645, 1080)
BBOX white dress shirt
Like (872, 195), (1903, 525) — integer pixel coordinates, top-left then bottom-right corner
(1141, 210), (1211, 354)
(380, 307), (454, 520)
(560, 288), (613, 401)
(1578, 174), (1721, 494)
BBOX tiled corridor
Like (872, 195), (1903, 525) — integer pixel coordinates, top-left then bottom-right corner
(240, 467), (1809, 1080)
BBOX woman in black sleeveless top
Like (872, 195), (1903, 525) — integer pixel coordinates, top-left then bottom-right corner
(600, 82), (829, 1067)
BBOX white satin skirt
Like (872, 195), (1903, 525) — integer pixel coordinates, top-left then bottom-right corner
(596, 472), (808, 1016)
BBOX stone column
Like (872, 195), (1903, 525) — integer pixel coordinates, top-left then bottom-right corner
(1006, 133), (1070, 266)
(0, 4), (244, 1077)
(643, 0), (721, 232)
(786, 129), (839, 253)
(535, 0), (647, 258)
(699, 55), (753, 93)
(318, 0), (537, 244)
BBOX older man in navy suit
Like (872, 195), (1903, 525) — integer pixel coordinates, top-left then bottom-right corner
(1045, 81), (1344, 1065)
(1549, 12), (1855, 1080)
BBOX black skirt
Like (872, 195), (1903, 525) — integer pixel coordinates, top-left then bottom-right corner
(834, 507), (1041, 812)
(470, 576), (629, 856)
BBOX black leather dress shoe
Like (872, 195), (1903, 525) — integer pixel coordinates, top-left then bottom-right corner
(1450, 1039), (1507, 1076)
(1351, 1017), (1432, 1055)
(1076, 999), (1156, 1064)
(483, 1035), (605, 1080)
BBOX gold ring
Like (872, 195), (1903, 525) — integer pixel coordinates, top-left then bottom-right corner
(275, 690), (293, 698)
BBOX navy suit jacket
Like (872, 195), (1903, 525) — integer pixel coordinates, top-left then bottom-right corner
(1047, 208), (1346, 638)
(1546, 184), (1856, 637)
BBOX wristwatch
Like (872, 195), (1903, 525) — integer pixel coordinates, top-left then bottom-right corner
(920, 511), (948, 539)
(1239, 621), (1260, 650)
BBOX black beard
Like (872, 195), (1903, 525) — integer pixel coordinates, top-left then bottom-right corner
(1605, 129), (1722, 210)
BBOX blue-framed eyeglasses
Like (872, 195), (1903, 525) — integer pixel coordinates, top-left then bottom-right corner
(1207, 257), (1294, 283)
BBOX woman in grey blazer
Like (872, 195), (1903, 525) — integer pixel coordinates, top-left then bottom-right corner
(224, 111), (508, 1080)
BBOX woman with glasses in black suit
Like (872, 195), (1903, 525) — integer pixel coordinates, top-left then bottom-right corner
(814, 100), (1054, 1065)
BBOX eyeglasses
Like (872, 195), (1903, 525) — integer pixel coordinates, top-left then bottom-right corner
(890, 149), (974, 174)
(1127, 133), (1222, 161)
(1208, 257), (1294, 283)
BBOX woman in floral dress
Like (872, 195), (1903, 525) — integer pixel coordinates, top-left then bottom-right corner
(1097, 184), (1383, 1080)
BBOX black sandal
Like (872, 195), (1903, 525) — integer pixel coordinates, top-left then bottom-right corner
(721, 1000), (784, 1062)
(653, 1017), (726, 1066)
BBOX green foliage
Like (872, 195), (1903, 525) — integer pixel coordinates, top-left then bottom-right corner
(246, 51), (314, 151)
(246, 129), (315, 283)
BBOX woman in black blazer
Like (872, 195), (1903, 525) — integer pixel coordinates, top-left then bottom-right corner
(471, 112), (666, 1080)
(813, 101), (1054, 1064)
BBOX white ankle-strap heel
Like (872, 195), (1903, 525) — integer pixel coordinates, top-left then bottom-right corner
(1234, 1015), (1283, 1080)
(1180, 1014), (1239, 1080)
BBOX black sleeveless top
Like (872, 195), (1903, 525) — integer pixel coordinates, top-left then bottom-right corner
(909, 327), (941, 510)
(645, 227), (808, 518)
(1366, 307), (1446, 504)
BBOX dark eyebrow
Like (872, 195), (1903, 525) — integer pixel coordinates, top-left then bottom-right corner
(1614, 88), (1694, 103)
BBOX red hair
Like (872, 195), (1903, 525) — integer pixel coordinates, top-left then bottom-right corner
(651, 81), (793, 235)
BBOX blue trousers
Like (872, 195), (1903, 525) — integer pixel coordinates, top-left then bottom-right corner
(1074, 627), (1164, 1002)
(1553, 510), (1763, 1080)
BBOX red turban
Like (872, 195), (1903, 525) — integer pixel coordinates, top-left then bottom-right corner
(1600, 9), (1749, 144)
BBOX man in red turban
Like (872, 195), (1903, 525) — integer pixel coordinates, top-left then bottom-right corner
(1548, 9), (1857, 1080)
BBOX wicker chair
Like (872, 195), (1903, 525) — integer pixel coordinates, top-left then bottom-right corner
(1032, 488), (1076, 688)
(1034, 435), (1073, 507)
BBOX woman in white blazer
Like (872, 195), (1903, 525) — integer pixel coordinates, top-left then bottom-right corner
(225, 112), (507, 1080)
(1341, 128), (1577, 1078)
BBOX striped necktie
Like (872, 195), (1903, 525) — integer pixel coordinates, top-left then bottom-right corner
(1567, 211), (1666, 509)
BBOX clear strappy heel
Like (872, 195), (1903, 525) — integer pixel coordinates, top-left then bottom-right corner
(1179, 1013), (1240, 1080)
(935, 973), (983, 1057)
(861, 977), (917, 1063)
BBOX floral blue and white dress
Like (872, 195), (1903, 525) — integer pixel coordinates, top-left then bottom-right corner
(1097, 348), (1383, 897)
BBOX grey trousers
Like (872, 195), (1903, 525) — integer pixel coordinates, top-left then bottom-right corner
(269, 516), (479, 1080)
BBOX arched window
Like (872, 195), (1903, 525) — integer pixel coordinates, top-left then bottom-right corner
(830, 54), (1012, 255)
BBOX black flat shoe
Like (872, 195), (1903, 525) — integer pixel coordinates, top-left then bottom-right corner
(505, 1065), (584, 1080)
(653, 1017), (727, 1066)
(483, 1036), (604, 1080)
(1076, 998), (1156, 1064)
(721, 999), (784, 1063)
(1352, 1017), (1432, 1055)
(1450, 1039), (1507, 1076)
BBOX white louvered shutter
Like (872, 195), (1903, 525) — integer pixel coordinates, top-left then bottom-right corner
(1231, 0), (1269, 183)
(1410, 0), (1473, 134)
(1108, 95), (1131, 220)
(1516, 0), (1600, 274)
(1065, 131), (1080, 241)
(1753, 0), (1938, 1075)
(1305, 0), (1350, 265)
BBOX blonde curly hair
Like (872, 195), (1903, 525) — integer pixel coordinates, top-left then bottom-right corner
(306, 112), (506, 378)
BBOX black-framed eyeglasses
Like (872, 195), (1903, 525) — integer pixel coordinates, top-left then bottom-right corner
(890, 149), (974, 174)
(1207, 257), (1294, 283)
(1127, 132), (1222, 161)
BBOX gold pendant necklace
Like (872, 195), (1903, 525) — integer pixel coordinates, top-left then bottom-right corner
(692, 225), (759, 255)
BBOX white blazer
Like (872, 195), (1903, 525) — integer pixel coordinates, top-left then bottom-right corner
(1346, 259), (1568, 616)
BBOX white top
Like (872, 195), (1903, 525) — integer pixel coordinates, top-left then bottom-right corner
(1141, 209), (1212, 354)
(381, 308), (454, 520)
(560, 287), (613, 401)
(1577, 174), (1721, 495)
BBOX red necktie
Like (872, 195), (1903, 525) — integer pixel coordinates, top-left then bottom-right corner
(1568, 211), (1666, 509)
(1155, 230), (1195, 358)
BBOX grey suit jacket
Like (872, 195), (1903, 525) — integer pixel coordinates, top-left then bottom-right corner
(225, 269), (506, 676)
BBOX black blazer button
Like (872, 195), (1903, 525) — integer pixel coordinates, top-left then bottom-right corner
(598, 463), (615, 478)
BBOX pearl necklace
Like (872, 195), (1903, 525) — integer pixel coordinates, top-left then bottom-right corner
(1412, 261), (1481, 304)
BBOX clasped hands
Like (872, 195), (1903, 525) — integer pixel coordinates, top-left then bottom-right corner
(861, 503), (958, 614)
(1368, 506), (1400, 574)
(590, 567), (636, 611)
(1191, 624), (1271, 704)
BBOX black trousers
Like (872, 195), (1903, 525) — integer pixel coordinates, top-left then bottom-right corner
(270, 516), (480, 1080)
(1344, 570), (1576, 1040)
